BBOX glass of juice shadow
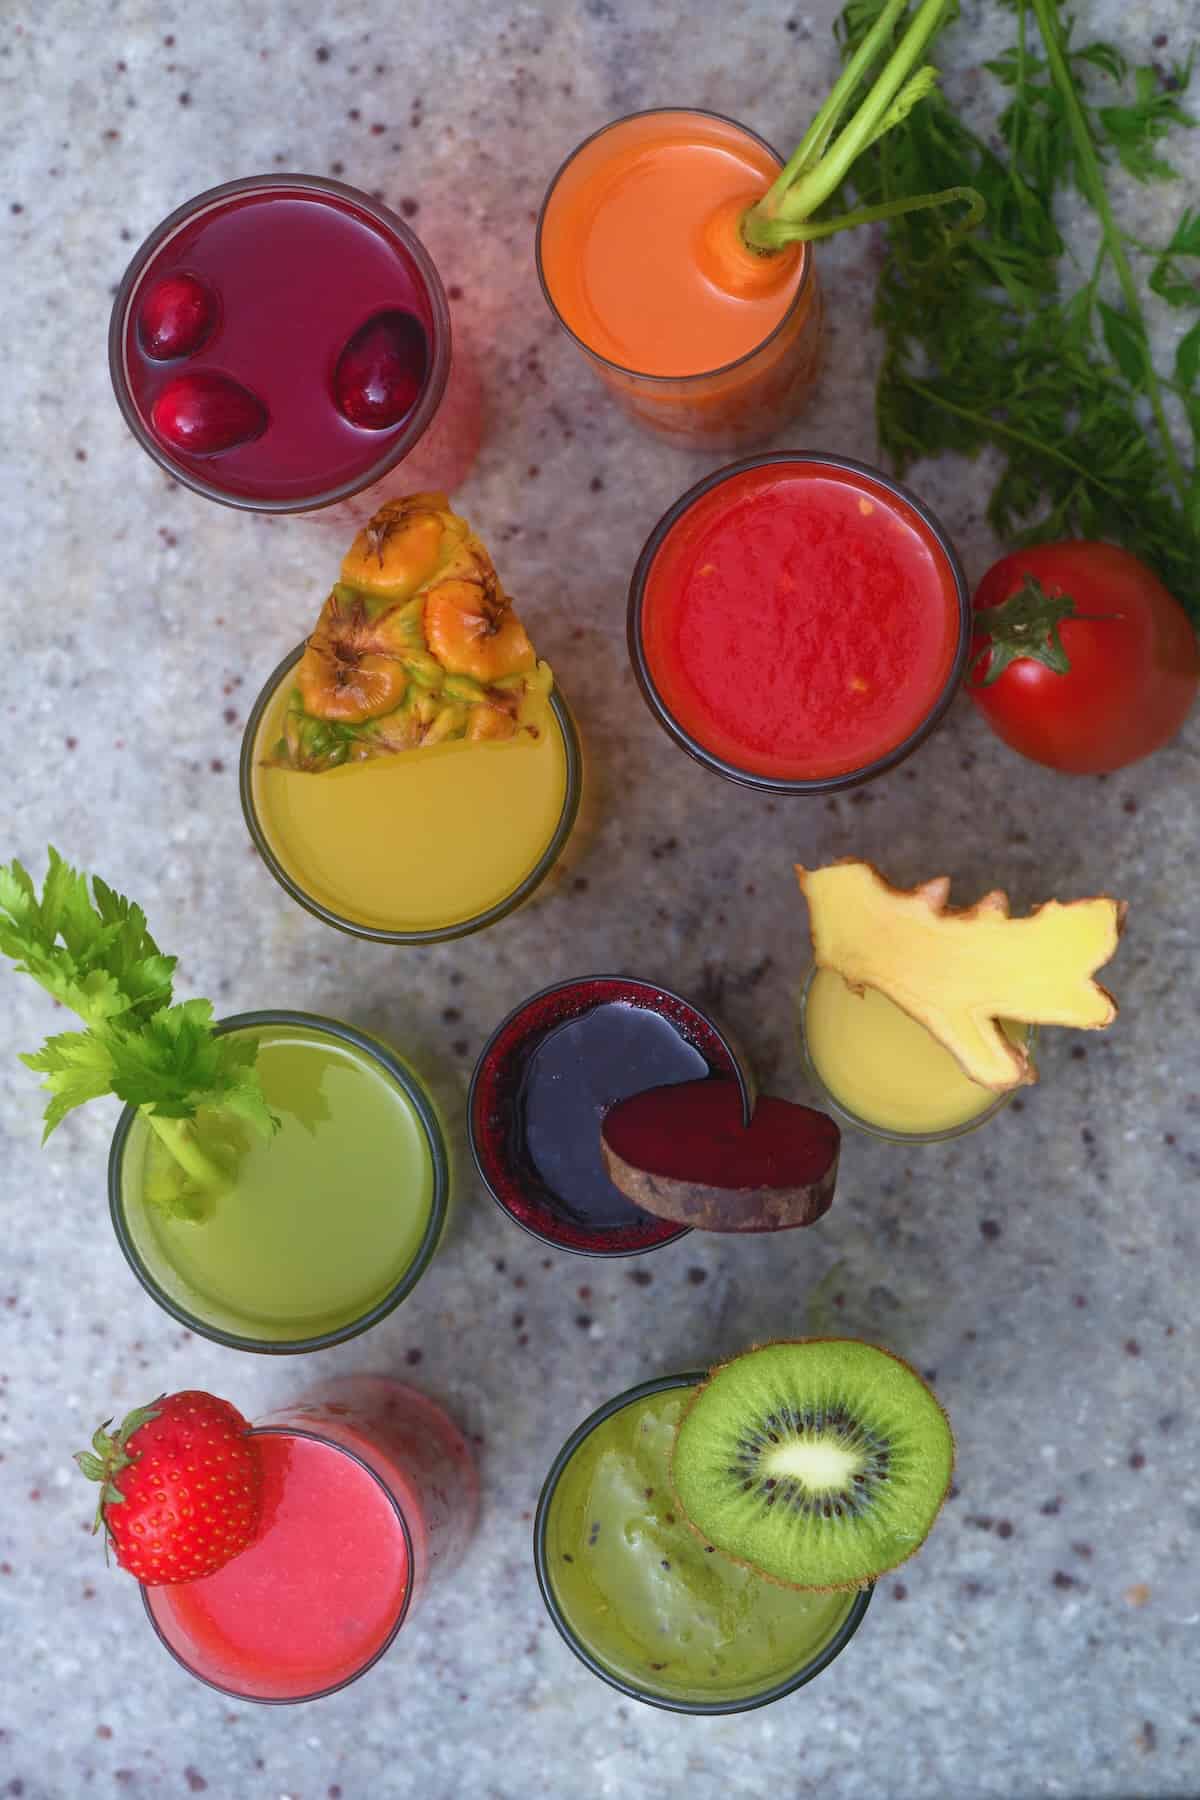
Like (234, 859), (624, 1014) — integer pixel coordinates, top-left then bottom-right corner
(109, 1012), (450, 1353)
(109, 174), (457, 513)
(537, 109), (823, 449)
(468, 974), (755, 1258)
(797, 968), (1037, 1144)
(628, 452), (972, 796)
(143, 1373), (478, 1702)
(240, 646), (584, 945)
(535, 1372), (872, 1713)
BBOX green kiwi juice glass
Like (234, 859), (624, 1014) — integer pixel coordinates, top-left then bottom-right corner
(110, 1012), (448, 1352)
(535, 1373), (872, 1713)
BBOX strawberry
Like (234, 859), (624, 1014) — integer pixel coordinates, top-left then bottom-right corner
(74, 1390), (262, 1586)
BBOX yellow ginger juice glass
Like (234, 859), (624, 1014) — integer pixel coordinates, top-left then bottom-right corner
(798, 968), (1033, 1143)
(240, 491), (581, 945)
(242, 646), (581, 944)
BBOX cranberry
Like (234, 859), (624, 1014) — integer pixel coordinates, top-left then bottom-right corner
(334, 310), (427, 430)
(151, 372), (268, 455)
(137, 272), (217, 360)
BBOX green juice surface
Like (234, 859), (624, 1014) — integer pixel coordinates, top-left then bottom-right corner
(118, 1024), (438, 1343)
(546, 1386), (858, 1706)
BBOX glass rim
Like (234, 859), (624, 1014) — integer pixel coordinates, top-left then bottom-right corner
(466, 972), (756, 1259)
(627, 450), (972, 795)
(107, 171), (452, 515)
(796, 966), (1035, 1144)
(535, 106), (815, 388)
(239, 643), (583, 944)
(533, 1370), (874, 1715)
(141, 1421), (416, 1704)
(108, 1008), (450, 1353)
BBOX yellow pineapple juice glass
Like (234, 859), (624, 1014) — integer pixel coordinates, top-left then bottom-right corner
(241, 645), (582, 943)
(798, 968), (1033, 1143)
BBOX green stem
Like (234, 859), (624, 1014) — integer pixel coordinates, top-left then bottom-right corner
(743, 0), (973, 252)
(761, 0), (912, 209)
(1027, 0), (1189, 504)
(774, 184), (982, 244)
(752, 0), (951, 240)
(144, 1109), (224, 1189)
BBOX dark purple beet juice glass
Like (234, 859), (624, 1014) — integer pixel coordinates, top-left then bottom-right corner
(468, 975), (754, 1258)
(109, 175), (452, 512)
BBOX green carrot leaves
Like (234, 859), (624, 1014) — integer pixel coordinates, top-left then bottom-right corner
(832, 0), (1200, 625)
(1, 851), (276, 1171)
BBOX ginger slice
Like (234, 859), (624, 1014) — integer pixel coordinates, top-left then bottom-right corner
(269, 493), (553, 772)
(796, 859), (1125, 1091)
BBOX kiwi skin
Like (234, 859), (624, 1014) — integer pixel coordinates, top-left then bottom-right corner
(668, 1338), (956, 1593)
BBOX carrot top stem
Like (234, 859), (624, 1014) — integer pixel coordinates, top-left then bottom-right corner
(741, 0), (980, 250)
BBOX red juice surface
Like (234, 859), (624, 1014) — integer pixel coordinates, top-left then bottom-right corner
(640, 461), (963, 781)
(122, 187), (438, 504)
(147, 1431), (410, 1701)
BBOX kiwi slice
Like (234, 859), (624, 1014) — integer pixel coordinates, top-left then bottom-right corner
(670, 1339), (954, 1591)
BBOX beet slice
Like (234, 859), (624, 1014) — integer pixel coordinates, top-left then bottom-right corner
(600, 1078), (839, 1233)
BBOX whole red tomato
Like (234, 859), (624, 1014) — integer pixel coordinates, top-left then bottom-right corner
(969, 542), (1198, 773)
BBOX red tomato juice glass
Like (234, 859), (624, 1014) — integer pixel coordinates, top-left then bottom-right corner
(109, 174), (453, 512)
(628, 453), (972, 794)
(142, 1374), (478, 1702)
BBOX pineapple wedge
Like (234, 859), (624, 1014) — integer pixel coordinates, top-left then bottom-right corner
(269, 493), (553, 772)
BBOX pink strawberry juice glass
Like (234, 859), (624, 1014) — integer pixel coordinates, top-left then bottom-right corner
(109, 174), (455, 512)
(143, 1374), (478, 1702)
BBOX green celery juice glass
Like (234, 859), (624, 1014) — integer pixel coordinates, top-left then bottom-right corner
(110, 1012), (448, 1352)
(535, 1373), (871, 1713)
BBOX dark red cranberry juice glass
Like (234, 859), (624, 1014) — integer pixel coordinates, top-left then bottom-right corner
(469, 975), (754, 1257)
(110, 175), (451, 512)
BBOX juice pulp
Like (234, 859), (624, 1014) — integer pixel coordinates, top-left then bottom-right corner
(639, 459), (964, 783)
(540, 113), (802, 378)
(118, 1024), (439, 1344)
(804, 969), (1030, 1136)
(545, 1384), (858, 1707)
(147, 1431), (411, 1701)
(250, 675), (572, 935)
(122, 185), (440, 503)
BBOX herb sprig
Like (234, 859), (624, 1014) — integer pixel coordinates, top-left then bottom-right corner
(0, 849), (276, 1200)
(833, 0), (1200, 624)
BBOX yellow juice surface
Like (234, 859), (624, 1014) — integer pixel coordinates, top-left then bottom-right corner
(805, 968), (1028, 1136)
(251, 689), (570, 933)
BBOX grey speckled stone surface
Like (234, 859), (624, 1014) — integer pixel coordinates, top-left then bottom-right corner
(2, 2), (1198, 1796)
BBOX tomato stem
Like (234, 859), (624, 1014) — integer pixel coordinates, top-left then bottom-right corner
(972, 576), (1088, 685)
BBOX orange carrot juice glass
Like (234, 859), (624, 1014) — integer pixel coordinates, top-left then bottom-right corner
(537, 110), (821, 449)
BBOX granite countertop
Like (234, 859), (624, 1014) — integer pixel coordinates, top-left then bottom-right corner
(1, 1), (1198, 1796)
